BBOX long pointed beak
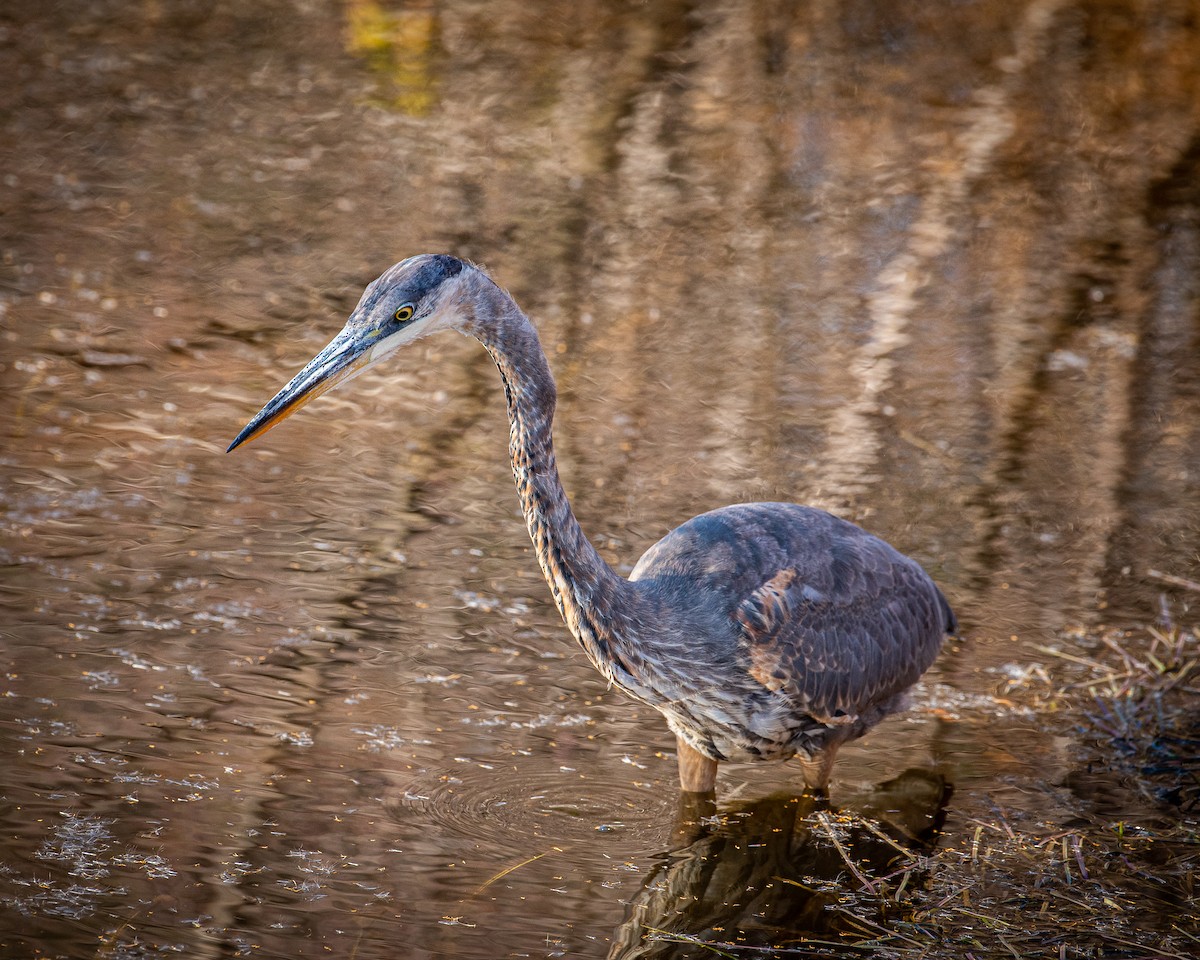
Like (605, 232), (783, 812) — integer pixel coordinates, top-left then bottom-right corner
(227, 326), (376, 452)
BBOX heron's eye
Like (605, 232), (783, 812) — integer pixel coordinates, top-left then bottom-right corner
(394, 304), (415, 323)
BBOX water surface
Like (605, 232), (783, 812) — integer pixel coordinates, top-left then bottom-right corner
(2, 1), (1198, 957)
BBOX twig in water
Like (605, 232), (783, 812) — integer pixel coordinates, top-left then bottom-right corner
(816, 811), (878, 894)
(471, 845), (564, 896)
(857, 817), (921, 860)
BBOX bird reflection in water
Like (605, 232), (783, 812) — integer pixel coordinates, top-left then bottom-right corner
(610, 770), (953, 959)
(230, 256), (957, 795)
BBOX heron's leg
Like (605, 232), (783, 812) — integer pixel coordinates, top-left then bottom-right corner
(797, 744), (841, 791)
(676, 737), (718, 793)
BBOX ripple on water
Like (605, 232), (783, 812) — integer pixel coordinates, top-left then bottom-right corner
(384, 760), (674, 851)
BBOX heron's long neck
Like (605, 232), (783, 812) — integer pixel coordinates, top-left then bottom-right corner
(472, 290), (645, 688)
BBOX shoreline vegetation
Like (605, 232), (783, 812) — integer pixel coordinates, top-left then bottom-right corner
(888, 621), (1198, 959)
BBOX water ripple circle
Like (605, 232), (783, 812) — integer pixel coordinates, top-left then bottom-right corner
(386, 762), (674, 850)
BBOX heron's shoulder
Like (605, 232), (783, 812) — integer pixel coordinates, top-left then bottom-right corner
(628, 501), (951, 630)
(629, 502), (873, 584)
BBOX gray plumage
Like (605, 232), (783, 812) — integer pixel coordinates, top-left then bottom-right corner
(229, 254), (957, 793)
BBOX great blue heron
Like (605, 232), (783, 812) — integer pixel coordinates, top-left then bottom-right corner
(229, 254), (956, 793)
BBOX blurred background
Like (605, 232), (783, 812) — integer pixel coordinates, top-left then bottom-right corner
(1, 1), (1197, 957)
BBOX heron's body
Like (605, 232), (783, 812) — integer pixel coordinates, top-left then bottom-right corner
(230, 254), (956, 793)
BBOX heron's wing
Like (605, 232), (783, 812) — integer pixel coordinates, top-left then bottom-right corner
(733, 538), (952, 722)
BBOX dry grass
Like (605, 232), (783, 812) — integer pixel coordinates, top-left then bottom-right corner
(1081, 626), (1199, 813)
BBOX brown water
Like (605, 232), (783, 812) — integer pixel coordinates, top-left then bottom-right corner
(2, 1), (1198, 957)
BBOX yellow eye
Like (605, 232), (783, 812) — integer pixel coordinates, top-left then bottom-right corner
(394, 304), (415, 322)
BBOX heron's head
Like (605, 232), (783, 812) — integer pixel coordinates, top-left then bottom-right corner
(228, 254), (474, 451)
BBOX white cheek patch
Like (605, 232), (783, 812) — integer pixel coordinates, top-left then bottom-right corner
(367, 322), (426, 364)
